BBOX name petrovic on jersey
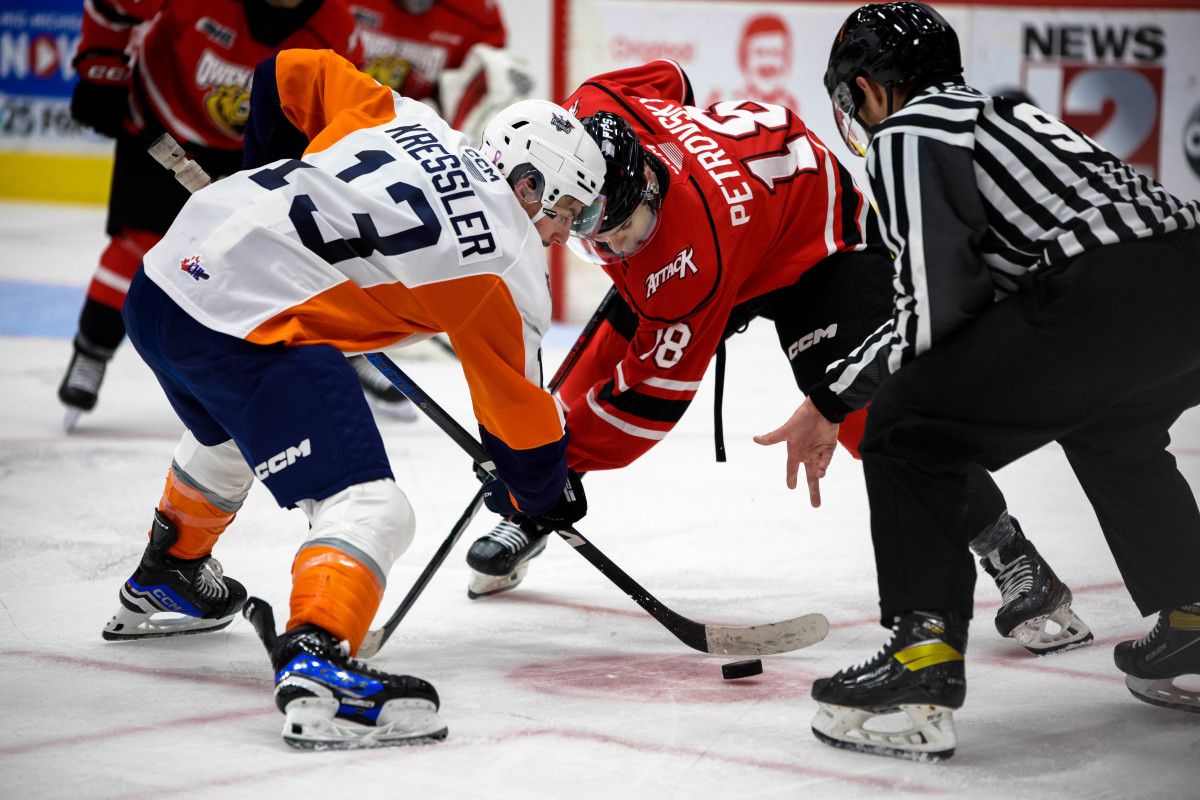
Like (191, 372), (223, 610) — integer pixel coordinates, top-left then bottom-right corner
(386, 123), (499, 262)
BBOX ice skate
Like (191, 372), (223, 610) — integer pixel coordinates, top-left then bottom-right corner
(245, 597), (446, 750)
(466, 518), (548, 598)
(979, 522), (1092, 655)
(811, 611), (967, 761)
(58, 337), (110, 432)
(1114, 602), (1200, 714)
(349, 354), (418, 421)
(102, 510), (247, 640)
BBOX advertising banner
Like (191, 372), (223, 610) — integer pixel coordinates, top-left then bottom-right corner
(0, 0), (107, 154)
(569, 1), (1200, 200)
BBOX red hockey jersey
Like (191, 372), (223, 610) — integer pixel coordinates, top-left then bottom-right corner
(558, 60), (874, 471)
(80, 0), (361, 150)
(348, 0), (504, 99)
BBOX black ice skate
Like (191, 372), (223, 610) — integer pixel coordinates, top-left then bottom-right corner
(102, 510), (247, 640)
(1114, 602), (1200, 714)
(979, 523), (1092, 655)
(58, 336), (111, 432)
(243, 597), (446, 750)
(811, 611), (968, 761)
(466, 518), (549, 598)
(350, 354), (418, 421)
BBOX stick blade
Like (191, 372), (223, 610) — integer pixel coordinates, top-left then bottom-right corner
(357, 628), (384, 659)
(704, 612), (829, 656)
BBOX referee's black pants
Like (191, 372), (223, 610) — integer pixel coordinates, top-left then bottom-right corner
(860, 229), (1200, 626)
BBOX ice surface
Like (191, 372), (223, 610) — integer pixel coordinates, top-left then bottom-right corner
(1, 202), (1197, 799)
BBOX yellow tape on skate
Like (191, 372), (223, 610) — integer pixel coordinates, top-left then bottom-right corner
(894, 642), (964, 672)
(1168, 610), (1200, 629)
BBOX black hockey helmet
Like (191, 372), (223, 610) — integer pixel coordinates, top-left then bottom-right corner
(576, 111), (647, 238)
(824, 2), (962, 154)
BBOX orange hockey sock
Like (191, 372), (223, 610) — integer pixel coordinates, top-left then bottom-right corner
(288, 545), (384, 655)
(155, 469), (237, 559)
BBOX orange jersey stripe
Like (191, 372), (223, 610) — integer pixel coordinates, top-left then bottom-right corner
(274, 49), (397, 155)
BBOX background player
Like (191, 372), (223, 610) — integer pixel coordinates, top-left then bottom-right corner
(757, 2), (1200, 759)
(60, 0), (361, 432)
(468, 58), (1093, 658)
(102, 49), (600, 749)
(344, 0), (537, 416)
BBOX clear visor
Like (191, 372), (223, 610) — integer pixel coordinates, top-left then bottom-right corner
(569, 193), (608, 239)
(832, 82), (871, 158)
(567, 199), (661, 264)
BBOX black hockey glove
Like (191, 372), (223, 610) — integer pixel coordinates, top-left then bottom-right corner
(70, 49), (132, 137)
(481, 469), (587, 531)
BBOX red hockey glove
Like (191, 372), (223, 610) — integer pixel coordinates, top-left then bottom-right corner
(70, 49), (132, 137)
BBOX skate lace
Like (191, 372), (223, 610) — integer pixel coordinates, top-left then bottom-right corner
(488, 519), (531, 555)
(67, 353), (105, 392)
(995, 556), (1034, 604)
(847, 625), (900, 672)
(193, 559), (229, 601)
(1133, 613), (1168, 649)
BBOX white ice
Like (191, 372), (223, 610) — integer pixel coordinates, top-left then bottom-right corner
(1, 201), (1197, 799)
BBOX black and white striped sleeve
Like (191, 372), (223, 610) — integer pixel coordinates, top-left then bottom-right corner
(815, 129), (993, 417)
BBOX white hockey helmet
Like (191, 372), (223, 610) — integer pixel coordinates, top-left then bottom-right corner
(480, 99), (606, 227)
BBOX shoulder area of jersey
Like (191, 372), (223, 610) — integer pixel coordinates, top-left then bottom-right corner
(875, 82), (986, 134)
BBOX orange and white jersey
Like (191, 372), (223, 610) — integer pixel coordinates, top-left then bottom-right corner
(143, 49), (563, 467)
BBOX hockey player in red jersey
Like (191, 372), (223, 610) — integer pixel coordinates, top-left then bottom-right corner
(465, 60), (1095, 660)
(349, 0), (528, 141)
(101, 48), (603, 749)
(59, 0), (361, 432)
(345, 0), (536, 416)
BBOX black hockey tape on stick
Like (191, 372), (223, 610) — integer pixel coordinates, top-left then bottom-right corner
(362, 351), (830, 657)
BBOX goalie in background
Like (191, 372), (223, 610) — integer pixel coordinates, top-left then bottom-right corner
(346, 0), (537, 418)
(57, 0), (361, 432)
(102, 49), (598, 749)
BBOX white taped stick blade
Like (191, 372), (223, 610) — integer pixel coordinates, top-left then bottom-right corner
(705, 612), (829, 656)
(280, 696), (448, 751)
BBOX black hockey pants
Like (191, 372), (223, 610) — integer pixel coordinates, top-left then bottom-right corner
(861, 229), (1200, 625)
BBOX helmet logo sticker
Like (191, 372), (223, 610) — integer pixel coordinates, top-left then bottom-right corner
(550, 113), (575, 134)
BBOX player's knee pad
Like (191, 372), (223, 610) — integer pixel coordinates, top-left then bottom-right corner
(156, 434), (254, 560)
(171, 432), (254, 508)
(296, 478), (416, 582)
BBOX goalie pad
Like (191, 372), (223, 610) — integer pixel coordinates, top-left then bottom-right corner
(439, 44), (535, 144)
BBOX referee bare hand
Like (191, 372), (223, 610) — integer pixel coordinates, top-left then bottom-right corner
(753, 399), (840, 507)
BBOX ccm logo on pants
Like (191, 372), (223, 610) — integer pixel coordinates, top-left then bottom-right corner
(787, 323), (837, 359)
(255, 438), (312, 480)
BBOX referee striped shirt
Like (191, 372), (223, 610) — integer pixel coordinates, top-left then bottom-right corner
(818, 81), (1200, 418)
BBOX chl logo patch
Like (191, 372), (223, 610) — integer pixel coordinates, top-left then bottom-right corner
(550, 113), (574, 134)
(254, 438), (312, 480)
(180, 255), (210, 281)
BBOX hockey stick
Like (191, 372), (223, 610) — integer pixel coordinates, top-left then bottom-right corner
(363, 351), (830, 656)
(357, 289), (620, 658)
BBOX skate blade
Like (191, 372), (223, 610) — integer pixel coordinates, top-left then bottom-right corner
(811, 702), (957, 761)
(281, 697), (448, 750)
(1009, 602), (1093, 655)
(101, 602), (236, 641)
(1125, 675), (1200, 714)
(467, 563), (529, 600)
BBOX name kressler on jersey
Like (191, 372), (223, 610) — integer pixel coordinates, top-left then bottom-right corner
(386, 122), (499, 263)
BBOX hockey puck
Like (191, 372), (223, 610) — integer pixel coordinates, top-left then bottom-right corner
(721, 659), (763, 680)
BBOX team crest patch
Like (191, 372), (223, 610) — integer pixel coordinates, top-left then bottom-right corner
(550, 113), (574, 133)
(180, 255), (210, 281)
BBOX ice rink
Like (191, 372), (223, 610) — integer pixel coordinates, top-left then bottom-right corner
(1, 201), (1198, 799)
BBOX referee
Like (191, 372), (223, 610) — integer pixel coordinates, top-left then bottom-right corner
(755, 1), (1200, 759)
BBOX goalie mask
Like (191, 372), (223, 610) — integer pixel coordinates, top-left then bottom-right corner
(480, 100), (606, 228)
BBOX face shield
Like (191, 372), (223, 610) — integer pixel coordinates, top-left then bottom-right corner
(831, 81), (872, 157)
(567, 173), (662, 264)
(569, 193), (608, 240)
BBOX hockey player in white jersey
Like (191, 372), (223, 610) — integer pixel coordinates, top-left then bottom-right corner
(103, 48), (603, 749)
